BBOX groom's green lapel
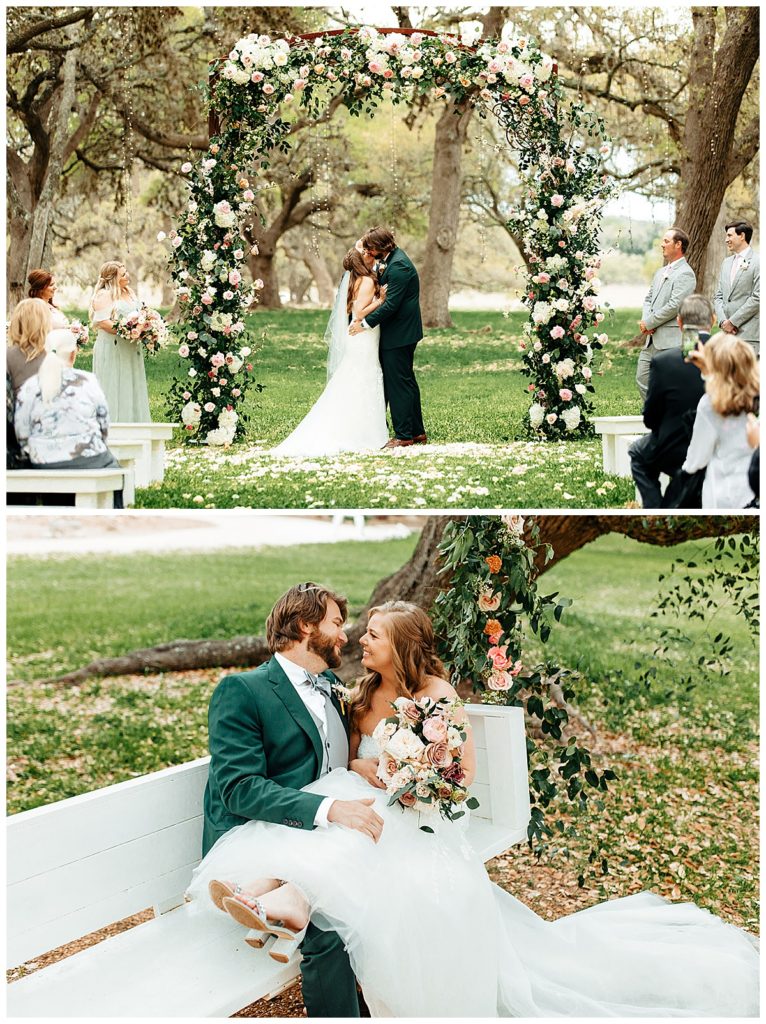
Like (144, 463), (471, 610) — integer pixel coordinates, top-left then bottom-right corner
(267, 656), (324, 767)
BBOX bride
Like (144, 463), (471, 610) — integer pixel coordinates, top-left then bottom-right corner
(188, 602), (759, 1017)
(272, 247), (389, 456)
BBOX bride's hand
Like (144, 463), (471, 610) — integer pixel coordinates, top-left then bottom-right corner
(349, 757), (386, 789)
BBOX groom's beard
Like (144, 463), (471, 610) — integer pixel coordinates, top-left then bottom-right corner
(307, 625), (343, 669)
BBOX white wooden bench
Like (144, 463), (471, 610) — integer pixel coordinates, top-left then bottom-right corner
(6, 467), (134, 509)
(593, 415), (648, 475)
(108, 423), (177, 484)
(7, 704), (529, 1018)
(107, 438), (153, 488)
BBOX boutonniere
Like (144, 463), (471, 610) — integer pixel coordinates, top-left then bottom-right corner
(740, 259), (751, 271)
(332, 682), (354, 715)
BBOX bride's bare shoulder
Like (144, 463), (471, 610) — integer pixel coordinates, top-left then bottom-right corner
(421, 675), (458, 701)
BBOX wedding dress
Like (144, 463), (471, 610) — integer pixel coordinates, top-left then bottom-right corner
(272, 272), (388, 456)
(188, 735), (759, 1017)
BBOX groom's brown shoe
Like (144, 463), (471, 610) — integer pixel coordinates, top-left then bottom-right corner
(382, 438), (414, 448)
(412, 434), (428, 444)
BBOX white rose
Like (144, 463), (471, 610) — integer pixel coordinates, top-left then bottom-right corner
(529, 402), (545, 429)
(181, 401), (201, 426)
(200, 250), (217, 272)
(555, 358), (575, 379)
(385, 728), (426, 761)
(219, 408), (238, 429)
(561, 406), (581, 431)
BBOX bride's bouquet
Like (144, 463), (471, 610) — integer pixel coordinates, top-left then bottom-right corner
(372, 696), (478, 825)
(115, 305), (170, 356)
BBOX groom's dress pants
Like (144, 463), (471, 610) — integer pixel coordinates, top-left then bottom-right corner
(300, 921), (360, 1017)
(381, 343), (425, 440)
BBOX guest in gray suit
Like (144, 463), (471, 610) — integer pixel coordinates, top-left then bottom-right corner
(714, 220), (759, 357)
(637, 228), (697, 399)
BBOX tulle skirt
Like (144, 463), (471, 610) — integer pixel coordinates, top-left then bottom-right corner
(188, 769), (759, 1017)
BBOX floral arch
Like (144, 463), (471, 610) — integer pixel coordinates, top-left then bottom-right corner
(166, 26), (615, 445)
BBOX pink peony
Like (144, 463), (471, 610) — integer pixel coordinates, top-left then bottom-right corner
(423, 716), (448, 743)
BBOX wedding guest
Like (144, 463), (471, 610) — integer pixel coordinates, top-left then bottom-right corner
(90, 260), (151, 422)
(7, 297), (51, 395)
(629, 294), (713, 508)
(14, 328), (124, 507)
(745, 413), (759, 508)
(680, 333), (759, 508)
(27, 269), (70, 328)
(714, 221), (760, 357)
(637, 227), (696, 399)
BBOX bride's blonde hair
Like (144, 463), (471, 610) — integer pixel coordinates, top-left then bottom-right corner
(89, 260), (134, 317)
(351, 602), (446, 729)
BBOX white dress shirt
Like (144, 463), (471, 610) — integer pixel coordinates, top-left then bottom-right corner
(274, 652), (337, 827)
(730, 246), (752, 285)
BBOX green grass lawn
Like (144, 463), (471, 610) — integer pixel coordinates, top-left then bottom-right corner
(72, 307), (643, 509)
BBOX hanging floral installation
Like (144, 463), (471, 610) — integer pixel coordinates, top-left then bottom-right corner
(164, 26), (616, 444)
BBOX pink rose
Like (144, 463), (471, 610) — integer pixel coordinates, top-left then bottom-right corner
(294, 79), (307, 91)
(242, 189), (255, 202)
(398, 790), (417, 808)
(559, 388), (573, 401)
(537, 272), (551, 284)
(488, 670), (513, 691)
(178, 344), (190, 358)
(546, 413), (558, 424)
(228, 270), (241, 286)
(487, 644), (509, 671)
(422, 716), (448, 743)
(210, 353), (226, 368)
(424, 741), (452, 768)
(181, 162), (192, 173)
(254, 279), (264, 289)
(263, 84), (275, 95)
(550, 325), (565, 340)
(551, 194), (565, 208)
(204, 402), (215, 413)
(398, 699), (421, 724)
(518, 95), (530, 106)
(223, 290), (234, 300)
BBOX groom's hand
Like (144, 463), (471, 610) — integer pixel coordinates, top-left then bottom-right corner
(327, 798), (384, 842)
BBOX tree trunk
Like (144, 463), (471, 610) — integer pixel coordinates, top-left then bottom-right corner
(34, 515), (754, 688)
(247, 249), (282, 309)
(700, 200), (730, 299)
(302, 247), (336, 305)
(675, 7), (759, 284)
(420, 100), (474, 327)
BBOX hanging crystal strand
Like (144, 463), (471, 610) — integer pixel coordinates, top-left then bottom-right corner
(121, 10), (135, 255)
(390, 96), (398, 217)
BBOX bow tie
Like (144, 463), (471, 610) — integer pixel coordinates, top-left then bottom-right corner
(304, 670), (332, 698)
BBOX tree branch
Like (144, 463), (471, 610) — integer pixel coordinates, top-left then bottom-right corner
(7, 7), (92, 54)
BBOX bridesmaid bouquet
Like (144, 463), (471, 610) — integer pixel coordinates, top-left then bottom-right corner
(116, 305), (170, 356)
(69, 320), (90, 348)
(372, 696), (478, 824)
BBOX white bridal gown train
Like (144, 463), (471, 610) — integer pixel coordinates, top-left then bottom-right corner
(188, 736), (759, 1017)
(272, 323), (388, 456)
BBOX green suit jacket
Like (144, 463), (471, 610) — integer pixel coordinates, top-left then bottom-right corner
(364, 247), (423, 351)
(202, 656), (350, 857)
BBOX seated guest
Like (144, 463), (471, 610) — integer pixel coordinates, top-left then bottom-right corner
(746, 413), (759, 508)
(27, 269), (70, 328)
(629, 293), (714, 508)
(14, 328), (124, 508)
(681, 333), (759, 508)
(7, 297), (51, 395)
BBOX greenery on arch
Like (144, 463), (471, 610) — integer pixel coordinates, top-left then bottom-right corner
(165, 26), (616, 444)
(433, 515), (616, 872)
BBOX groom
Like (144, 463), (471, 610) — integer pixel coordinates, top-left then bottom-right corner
(202, 582), (384, 1018)
(349, 226), (426, 447)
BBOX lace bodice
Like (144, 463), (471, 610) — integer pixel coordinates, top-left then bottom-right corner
(357, 734), (379, 759)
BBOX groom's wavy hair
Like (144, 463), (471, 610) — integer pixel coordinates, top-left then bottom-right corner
(361, 226), (396, 255)
(266, 582), (348, 653)
(343, 247), (381, 317)
(351, 602), (446, 727)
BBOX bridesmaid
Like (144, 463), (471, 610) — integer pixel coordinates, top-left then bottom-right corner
(27, 269), (69, 328)
(90, 260), (151, 422)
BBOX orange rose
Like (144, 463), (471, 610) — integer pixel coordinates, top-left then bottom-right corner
(483, 619), (503, 639)
(398, 790), (417, 807)
(485, 555), (502, 573)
